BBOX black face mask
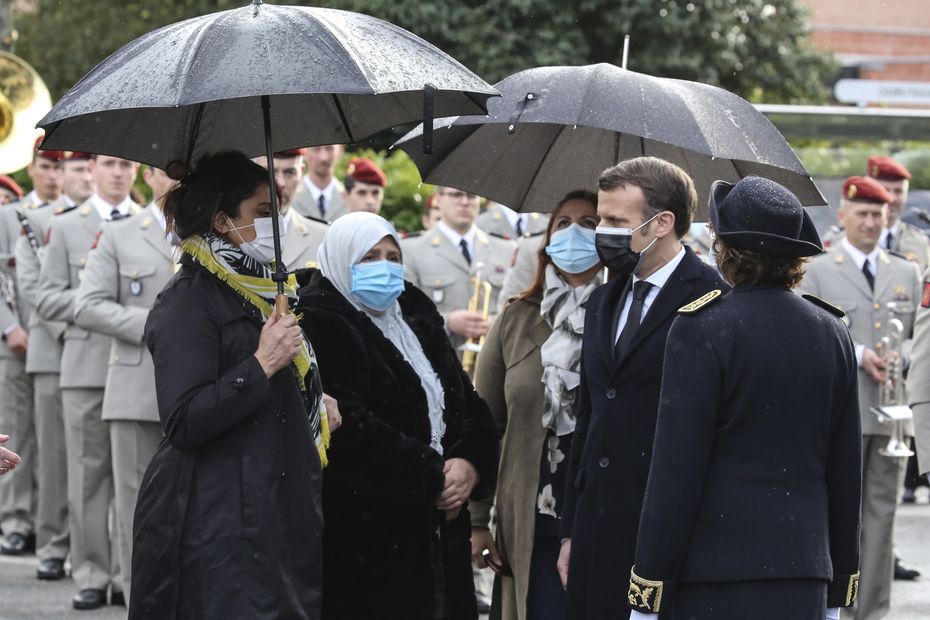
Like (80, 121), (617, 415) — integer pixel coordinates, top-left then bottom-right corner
(595, 230), (639, 276)
(594, 214), (660, 277)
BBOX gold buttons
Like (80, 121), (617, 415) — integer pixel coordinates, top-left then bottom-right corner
(874, 322), (882, 330)
(874, 303), (881, 310)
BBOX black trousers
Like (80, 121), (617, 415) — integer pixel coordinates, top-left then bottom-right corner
(660, 578), (827, 620)
(526, 535), (566, 620)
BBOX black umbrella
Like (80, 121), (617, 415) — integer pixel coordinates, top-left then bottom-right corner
(37, 0), (498, 305)
(396, 63), (825, 220)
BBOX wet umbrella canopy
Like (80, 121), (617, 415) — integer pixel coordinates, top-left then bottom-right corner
(37, 1), (497, 168)
(37, 0), (497, 300)
(396, 63), (825, 220)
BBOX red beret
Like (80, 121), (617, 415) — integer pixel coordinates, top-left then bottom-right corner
(424, 193), (438, 211)
(345, 158), (387, 187)
(274, 148), (305, 158)
(843, 176), (893, 204)
(0, 175), (24, 198)
(867, 155), (911, 181)
(61, 151), (92, 162)
(33, 136), (65, 162)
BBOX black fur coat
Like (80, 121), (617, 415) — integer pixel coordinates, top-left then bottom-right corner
(296, 270), (499, 620)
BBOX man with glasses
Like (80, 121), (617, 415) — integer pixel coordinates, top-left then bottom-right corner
(402, 186), (516, 354)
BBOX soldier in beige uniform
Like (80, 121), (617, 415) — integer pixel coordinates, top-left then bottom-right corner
(36, 154), (140, 610)
(867, 155), (930, 274)
(401, 186), (516, 355)
(73, 164), (173, 603)
(291, 143), (347, 222)
(476, 201), (547, 240)
(0, 201), (37, 556)
(0, 175), (23, 205)
(798, 176), (921, 620)
(254, 149), (328, 270)
(908, 267), (930, 484)
(14, 150), (95, 579)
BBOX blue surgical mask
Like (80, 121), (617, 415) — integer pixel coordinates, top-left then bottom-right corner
(350, 260), (406, 311)
(545, 223), (600, 274)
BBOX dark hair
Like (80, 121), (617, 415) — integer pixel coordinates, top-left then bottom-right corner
(513, 190), (599, 303)
(597, 156), (696, 238)
(714, 238), (806, 288)
(163, 151), (272, 240)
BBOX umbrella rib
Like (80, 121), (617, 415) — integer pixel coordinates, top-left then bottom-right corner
(517, 123), (565, 212)
(183, 102), (207, 166)
(330, 94), (356, 144)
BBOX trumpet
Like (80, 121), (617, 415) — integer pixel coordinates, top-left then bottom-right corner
(460, 262), (491, 377)
(870, 305), (915, 458)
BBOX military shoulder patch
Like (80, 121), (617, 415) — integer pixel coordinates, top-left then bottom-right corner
(678, 289), (722, 314)
(802, 294), (845, 318)
(921, 281), (930, 309)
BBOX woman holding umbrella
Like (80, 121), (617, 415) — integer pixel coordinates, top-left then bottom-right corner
(296, 211), (499, 620)
(470, 190), (602, 620)
(131, 151), (335, 620)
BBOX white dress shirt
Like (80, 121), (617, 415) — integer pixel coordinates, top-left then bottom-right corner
(304, 176), (338, 215)
(497, 204), (527, 236)
(436, 220), (477, 262)
(615, 246), (686, 343)
(90, 193), (133, 221)
(841, 237), (879, 367)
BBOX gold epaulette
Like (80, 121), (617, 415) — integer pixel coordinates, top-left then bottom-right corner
(678, 289), (722, 314)
(802, 294), (845, 318)
(628, 568), (664, 613)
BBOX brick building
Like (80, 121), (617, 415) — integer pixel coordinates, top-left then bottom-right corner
(800, 0), (930, 82)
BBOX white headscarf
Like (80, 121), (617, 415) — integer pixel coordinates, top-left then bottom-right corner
(317, 212), (446, 453)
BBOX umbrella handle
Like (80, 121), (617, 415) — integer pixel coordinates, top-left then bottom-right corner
(274, 294), (289, 319)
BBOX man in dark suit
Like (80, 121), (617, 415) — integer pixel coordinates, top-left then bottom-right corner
(557, 157), (728, 619)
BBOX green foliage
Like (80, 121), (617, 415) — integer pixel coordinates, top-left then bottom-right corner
(795, 142), (930, 189)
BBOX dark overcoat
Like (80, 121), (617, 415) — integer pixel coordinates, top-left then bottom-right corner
(560, 246), (728, 619)
(295, 271), (499, 620)
(130, 259), (323, 620)
(631, 285), (862, 618)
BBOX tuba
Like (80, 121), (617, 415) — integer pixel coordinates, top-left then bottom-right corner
(870, 302), (915, 458)
(0, 50), (51, 174)
(460, 262), (491, 377)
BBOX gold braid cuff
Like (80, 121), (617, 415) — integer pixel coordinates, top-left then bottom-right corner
(845, 572), (860, 607)
(628, 568), (664, 613)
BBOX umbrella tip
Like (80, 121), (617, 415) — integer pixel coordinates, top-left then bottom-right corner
(251, 0), (263, 5)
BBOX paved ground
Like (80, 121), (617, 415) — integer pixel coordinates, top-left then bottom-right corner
(0, 503), (927, 619)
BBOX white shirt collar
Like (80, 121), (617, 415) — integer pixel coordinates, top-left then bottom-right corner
(281, 209), (292, 235)
(841, 237), (878, 272)
(436, 220), (477, 251)
(496, 204), (524, 231)
(149, 202), (166, 231)
(26, 190), (43, 206)
(633, 244), (686, 290)
(304, 176), (336, 202)
(90, 193), (133, 220)
(63, 195), (77, 208)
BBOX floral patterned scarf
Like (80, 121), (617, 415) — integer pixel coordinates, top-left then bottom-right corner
(182, 233), (330, 466)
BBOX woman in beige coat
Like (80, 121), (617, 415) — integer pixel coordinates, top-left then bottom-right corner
(472, 191), (601, 620)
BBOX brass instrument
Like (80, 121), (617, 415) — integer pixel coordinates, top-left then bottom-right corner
(870, 303), (914, 458)
(0, 264), (17, 316)
(460, 261), (492, 377)
(0, 50), (51, 174)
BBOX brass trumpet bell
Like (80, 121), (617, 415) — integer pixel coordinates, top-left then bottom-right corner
(0, 51), (51, 174)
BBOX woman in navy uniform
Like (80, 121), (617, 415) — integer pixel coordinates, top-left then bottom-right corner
(628, 176), (862, 620)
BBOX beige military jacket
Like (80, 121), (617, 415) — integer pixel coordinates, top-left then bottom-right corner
(74, 204), (173, 422)
(402, 225), (516, 350)
(822, 220), (930, 274)
(291, 176), (346, 222)
(0, 205), (28, 356)
(283, 210), (327, 271)
(36, 199), (139, 389)
(798, 244), (921, 436)
(475, 203), (547, 239)
(497, 233), (545, 312)
(14, 202), (68, 374)
(906, 267), (930, 474)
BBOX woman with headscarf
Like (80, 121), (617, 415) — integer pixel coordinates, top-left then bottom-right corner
(469, 191), (601, 620)
(296, 211), (499, 620)
(130, 151), (334, 620)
